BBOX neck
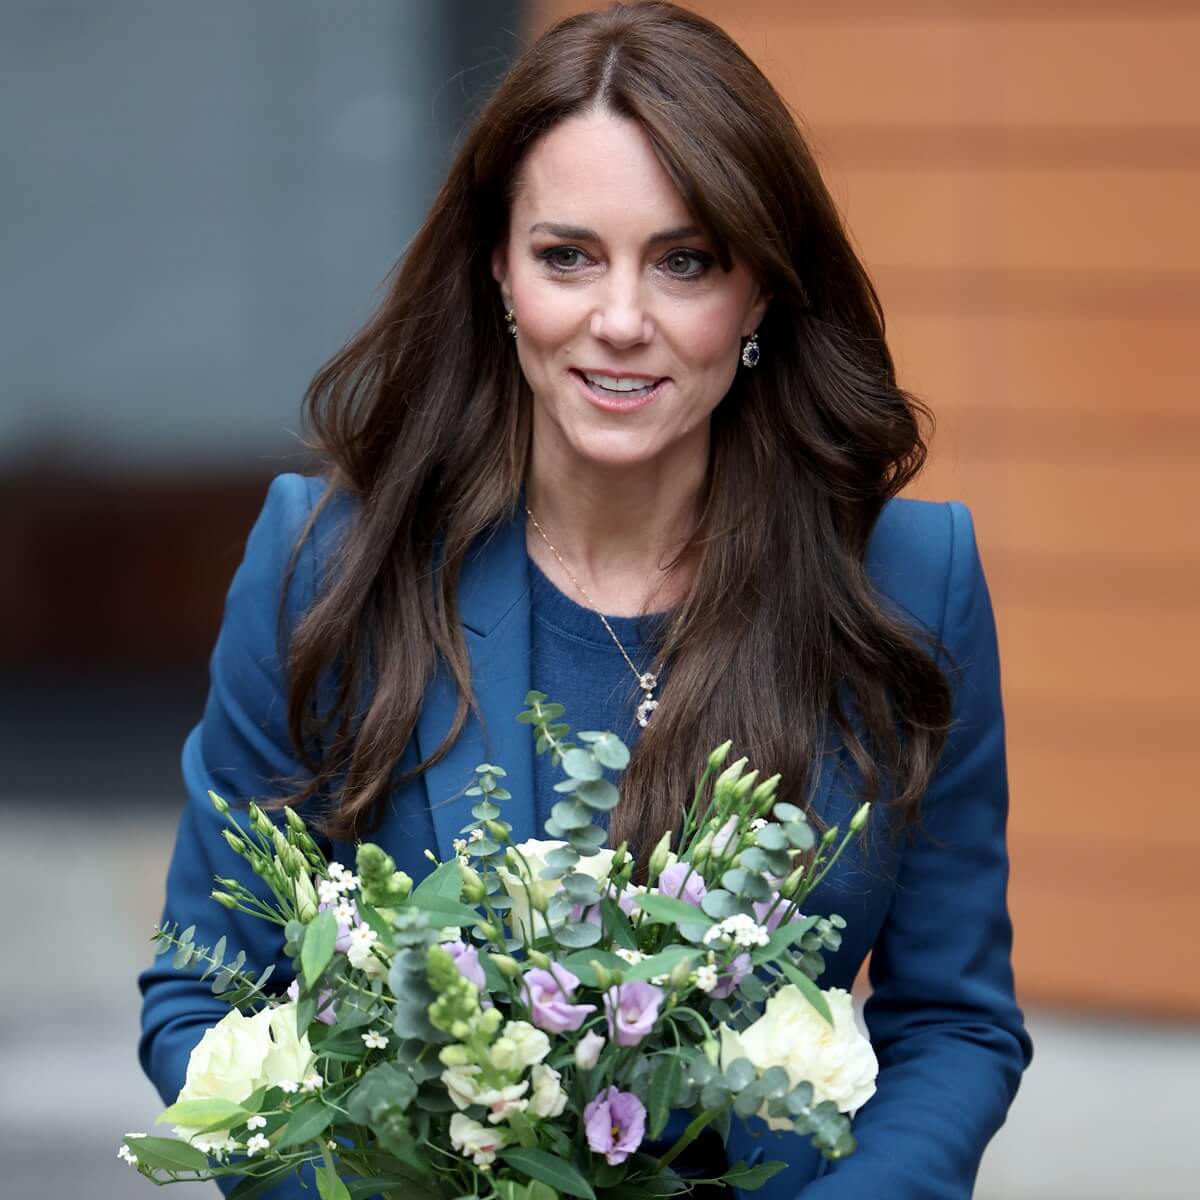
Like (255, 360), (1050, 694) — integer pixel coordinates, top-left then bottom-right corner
(524, 425), (707, 617)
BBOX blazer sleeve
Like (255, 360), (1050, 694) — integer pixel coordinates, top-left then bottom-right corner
(799, 500), (1034, 1197)
(137, 472), (326, 1198)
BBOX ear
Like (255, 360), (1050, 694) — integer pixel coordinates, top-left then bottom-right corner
(491, 243), (512, 311)
(745, 284), (772, 336)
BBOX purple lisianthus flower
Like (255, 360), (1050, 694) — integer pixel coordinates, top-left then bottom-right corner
(708, 952), (752, 1000)
(753, 895), (805, 933)
(571, 882), (640, 926)
(317, 898), (359, 953)
(442, 940), (486, 992)
(286, 978), (337, 1025)
(656, 862), (707, 909)
(521, 965), (596, 1033)
(584, 1086), (646, 1165)
(603, 980), (664, 1047)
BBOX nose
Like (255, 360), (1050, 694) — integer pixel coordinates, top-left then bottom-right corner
(589, 266), (653, 349)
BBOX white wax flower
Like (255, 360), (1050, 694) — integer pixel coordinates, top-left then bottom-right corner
(495, 839), (615, 942)
(719, 986), (878, 1123)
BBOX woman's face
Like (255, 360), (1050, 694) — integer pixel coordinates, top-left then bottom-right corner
(492, 109), (769, 473)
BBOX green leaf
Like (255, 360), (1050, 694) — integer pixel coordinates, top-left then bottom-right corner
(550, 799), (592, 830)
(648, 1053), (683, 1139)
(721, 1161), (788, 1191)
(405, 894), (483, 927)
(778, 959), (833, 1025)
(635, 894), (716, 930)
(598, 898), (638, 950)
(555, 921), (603, 948)
(316, 1161), (352, 1200)
(276, 1099), (336, 1149)
(302, 909), (338, 988)
(199, 935), (227, 980)
(588, 732), (630, 770)
(575, 778), (620, 811)
(723, 1056), (757, 1091)
(122, 1135), (212, 1172)
(411, 858), (463, 904)
(561, 748), (602, 781)
(157, 1097), (246, 1133)
(619, 946), (697, 982)
(559, 948), (625, 987)
(499, 1148), (596, 1200)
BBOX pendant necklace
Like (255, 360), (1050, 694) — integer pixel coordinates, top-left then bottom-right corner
(525, 505), (664, 728)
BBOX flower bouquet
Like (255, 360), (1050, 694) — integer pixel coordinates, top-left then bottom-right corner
(122, 692), (877, 1198)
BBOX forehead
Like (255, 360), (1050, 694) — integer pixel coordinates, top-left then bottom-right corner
(512, 110), (696, 236)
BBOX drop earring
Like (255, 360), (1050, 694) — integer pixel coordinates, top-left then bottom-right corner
(741, 330), (760, 369)
(505, 308), (518, 340)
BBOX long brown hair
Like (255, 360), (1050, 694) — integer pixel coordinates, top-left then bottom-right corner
(280, 0), (952, 847)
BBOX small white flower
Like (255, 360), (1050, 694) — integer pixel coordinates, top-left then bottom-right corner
(363, 1029), (389, 1050)
(347, 924), (380, 970)
(246, 1133), (270, 1156)
(337, 872), (361, 893)
(245, 1114), (267, 1131)
(317, 878), (341, 906)
(333, 900), (357, 925)
(277, 1079), (300, 1094)
(326, 1139), (338, 1151)
(469, 828), (485, 842)
(117, 1144), (138, 1166)
(650, 973), (670, 986)
(458, 854), (470, 867)
(695, 965), (719, 993)
(614, 947), (645, 966)
(301, 1072), (323, 1093)
(327, 862), (347, 879)
(750, 818), (768, 831)
(704, 913), (770, 949)
(453, 837), (469, 854)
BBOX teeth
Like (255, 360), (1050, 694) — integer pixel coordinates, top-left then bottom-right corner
(583, 372), (658, 393)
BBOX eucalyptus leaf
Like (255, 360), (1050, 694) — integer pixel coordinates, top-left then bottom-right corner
(569, 826), (608, 850)
(723, 1056), (758, 1091)
(555, 921), (602, 948)
(561, 748), (603, 781)
(588, 733), (631, 770)
(576, 778), (620, 811)
(550, 799), (593, 830)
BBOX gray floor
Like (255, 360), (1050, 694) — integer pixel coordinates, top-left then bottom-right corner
(2, 807), (1194, 1199)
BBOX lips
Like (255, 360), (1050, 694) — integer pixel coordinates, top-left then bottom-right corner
(569, 368), (669, 412)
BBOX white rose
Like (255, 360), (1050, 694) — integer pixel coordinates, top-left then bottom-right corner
(173, 1009), (272, 1150)
(573, 1029), (606, 1070)
(719, 986), (877, 1124)
(449, 1113), (509, 1166)
(527, 1063), (567, 1119)
(495, 839), (615, 942)
(490, 1020), (550, 1073)
(259, 1002), (317, 1090)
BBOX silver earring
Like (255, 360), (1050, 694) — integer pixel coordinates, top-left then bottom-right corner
(741, 329), (760, 369)
(505, 308), (518, 340)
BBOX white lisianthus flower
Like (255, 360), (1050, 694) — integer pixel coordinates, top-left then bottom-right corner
(172, 1004), (312, 1151)
(719, 986), (878, 1123)
(574, 1029), (606, 1070)
(489, 1020), (550, 1072)
(495, 839), (615, 941)
(449, 1113), (509, 1166)
(527, 1064), (567, 1119)
(711, 816), (740, 857)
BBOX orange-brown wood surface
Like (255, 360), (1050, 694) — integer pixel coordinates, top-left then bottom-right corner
(532, 1), (1200, 1017)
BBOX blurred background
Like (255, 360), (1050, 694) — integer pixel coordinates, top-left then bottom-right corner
(2, 1), (1196, 1196)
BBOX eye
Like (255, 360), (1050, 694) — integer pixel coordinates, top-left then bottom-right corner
(538, 246), (590, 273)
(661, 249), (711, 279)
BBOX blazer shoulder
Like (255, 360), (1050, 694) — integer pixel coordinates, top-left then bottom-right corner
(867, 496), (980, 639)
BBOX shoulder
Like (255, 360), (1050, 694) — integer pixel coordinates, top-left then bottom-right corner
(866, 496), (983, 641)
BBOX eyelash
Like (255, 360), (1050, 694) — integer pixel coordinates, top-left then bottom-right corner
(536, 245), (712, 280)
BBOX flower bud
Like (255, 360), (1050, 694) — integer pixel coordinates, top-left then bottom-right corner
(221, 828), (247, 855)
(647, 831), (673, 881)
(713, 756), (749, 798)
(590, 961), (621, 990)
(478, 1007), (503, 1036)
(610, 841), (629, 874)
(475, 922), (503, 943)
(208, 791), (230, 816)
(849, 802), (871, 833)
(488, 954), (521, 979)
(821, 824), (840, 846)
(451, 1020), (471, 1041)
(702, 1036), (720, 1066)
(527, 950), (551, 970)
(438, 1043), (473, 1067)
(751, 774), (781, 814)
(284, 806), (306, 834)
(668, 957), (694, 989)
(248, 803), (272, 837)
(458, 862), (486, 904)
(707, 740), (734, 771)
(211, 890), (238, 909)
(294, 871), (319, 922)
(485, 820), (508, 841)
(691, 832), (713, 867)
(781, 865), (806, 899)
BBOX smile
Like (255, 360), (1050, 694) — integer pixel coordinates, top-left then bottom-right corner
(569, 369), (669, 412)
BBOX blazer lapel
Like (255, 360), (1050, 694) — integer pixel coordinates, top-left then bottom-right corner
(415, 513), (536, 861)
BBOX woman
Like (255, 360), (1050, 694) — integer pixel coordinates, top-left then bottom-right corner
(139, 3), (1033, 1197)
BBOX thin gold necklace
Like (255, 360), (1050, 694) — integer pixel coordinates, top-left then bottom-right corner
(525, 505), (663, 728)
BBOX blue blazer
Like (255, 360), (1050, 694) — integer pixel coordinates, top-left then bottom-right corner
(139, 473), (1032, 1199)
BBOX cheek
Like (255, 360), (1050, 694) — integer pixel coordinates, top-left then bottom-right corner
(510, 276), (582, 356)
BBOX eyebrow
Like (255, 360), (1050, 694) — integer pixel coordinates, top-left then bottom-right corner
(528, 221), (704, 243)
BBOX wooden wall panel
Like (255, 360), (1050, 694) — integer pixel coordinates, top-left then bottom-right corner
(531, 2), (1200, 1016)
